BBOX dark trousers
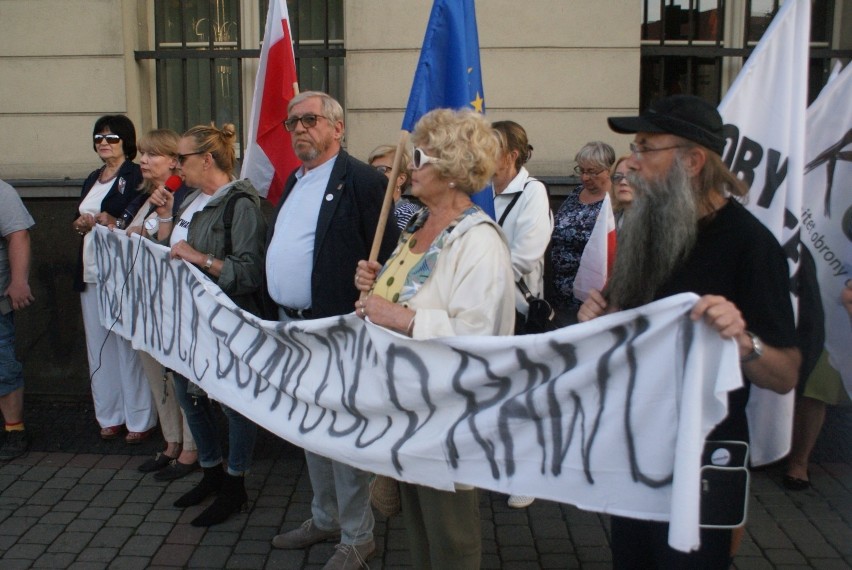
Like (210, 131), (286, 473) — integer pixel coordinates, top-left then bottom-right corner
(611, 516), (733, 570)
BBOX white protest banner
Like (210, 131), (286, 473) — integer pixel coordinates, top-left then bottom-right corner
(94, 226), (741, 552)
(717, 0), (810, 466)
(802, 63), (852, 393)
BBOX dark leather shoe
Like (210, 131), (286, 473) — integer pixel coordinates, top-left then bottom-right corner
(138, 453), (177, 473)
(154, 460), (200, 481)
(783, 474), (811, 491)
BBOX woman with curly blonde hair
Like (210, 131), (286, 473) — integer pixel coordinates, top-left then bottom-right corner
(354, 109), (515, 569)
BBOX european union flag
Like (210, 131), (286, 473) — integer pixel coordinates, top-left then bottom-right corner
(402, 0), (494, 218)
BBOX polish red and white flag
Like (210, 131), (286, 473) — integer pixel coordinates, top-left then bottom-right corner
(573, 193), (617, 303)
(240, 0), (300, 205)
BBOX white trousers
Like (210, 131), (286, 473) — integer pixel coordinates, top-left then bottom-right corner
(80, 286), (157, 432)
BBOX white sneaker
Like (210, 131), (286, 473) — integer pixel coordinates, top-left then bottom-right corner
(508, 495), (535, 508)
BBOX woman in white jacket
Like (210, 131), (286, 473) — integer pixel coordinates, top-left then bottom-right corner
(492, 121), (554, 328)
(354, 108), (514, 570)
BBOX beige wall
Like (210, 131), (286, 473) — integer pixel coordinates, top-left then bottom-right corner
(344, 0), (640, 176)
(0, 0), (148, 180)
(2, 0), (847, 183)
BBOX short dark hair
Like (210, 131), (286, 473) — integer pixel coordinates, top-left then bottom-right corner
(92, 115), (137, 160)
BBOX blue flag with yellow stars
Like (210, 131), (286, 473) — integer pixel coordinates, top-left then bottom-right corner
(402, 0), (494, 218)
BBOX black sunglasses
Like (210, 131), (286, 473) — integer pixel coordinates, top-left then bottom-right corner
(283, 114), (328, 132)
(177, 151), (205, 165)
(94, 134), (121, 145)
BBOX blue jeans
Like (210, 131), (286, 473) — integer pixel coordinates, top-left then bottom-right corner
(172, 372), (256, 475)
(0, 311), (23, 398)
(305, 450), (374, 545)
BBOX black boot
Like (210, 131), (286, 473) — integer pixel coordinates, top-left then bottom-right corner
(190, 473), (248, 527)
(173, 465), (225, 508)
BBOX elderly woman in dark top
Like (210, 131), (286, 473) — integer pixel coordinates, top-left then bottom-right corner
(550, 141), (615, 321)
(73, 115), (156, 443)
(368, 144), (422, 230)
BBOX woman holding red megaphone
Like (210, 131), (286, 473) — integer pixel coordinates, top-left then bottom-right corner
(121, 129), (202, 480)
(123, 129), (192, 237)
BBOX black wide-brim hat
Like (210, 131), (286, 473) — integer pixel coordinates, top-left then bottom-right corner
(608, 94), (725, 156)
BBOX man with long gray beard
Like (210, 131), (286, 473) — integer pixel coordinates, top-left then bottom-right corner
(578, 95), (800, 569)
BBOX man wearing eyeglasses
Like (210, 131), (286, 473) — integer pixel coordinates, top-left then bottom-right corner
(266, 91), (398, 569)
(578, 95), (800, 569)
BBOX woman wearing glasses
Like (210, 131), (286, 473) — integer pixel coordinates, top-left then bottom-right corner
(147, 123), (266, 528)
(550, 141), (615, 322)
(354, 109), (515, 569)
(609, 155), (636, 230)
(368, 144), (422, 230)
(73, 115), (157, 443)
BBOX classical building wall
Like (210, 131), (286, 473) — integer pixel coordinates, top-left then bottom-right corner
(0, 0), (147, 180)
(344, 0), (639, 174)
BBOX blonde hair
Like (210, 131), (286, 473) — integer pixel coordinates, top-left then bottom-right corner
(410, 109), (499, 194)
(368, 144), (411, 191)
(609, 154), (632, 212)
(137, 129), (181, 193)
(183, 123), (237, 175)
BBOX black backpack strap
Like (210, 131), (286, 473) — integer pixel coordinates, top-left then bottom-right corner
(497, 177), (543, 227)
(516, 278), (534, 301)
(498, 192), (522, 227)
(223, 193), (251, 257)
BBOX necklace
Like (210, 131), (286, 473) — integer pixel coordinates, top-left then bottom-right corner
(98, 165), (119, 184)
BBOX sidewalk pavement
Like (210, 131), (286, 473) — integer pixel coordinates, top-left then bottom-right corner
(0, 399), (849, 569)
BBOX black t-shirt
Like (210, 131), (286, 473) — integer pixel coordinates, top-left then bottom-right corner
(655, 199), (797, 442)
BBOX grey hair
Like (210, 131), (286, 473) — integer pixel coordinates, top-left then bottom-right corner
(287, 91), (344, 124)
(575, 141), (616, 169)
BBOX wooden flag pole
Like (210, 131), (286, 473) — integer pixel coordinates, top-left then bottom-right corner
(367, 129), (409, 263)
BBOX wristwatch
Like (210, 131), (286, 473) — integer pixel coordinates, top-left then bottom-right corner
(203, 253), (215, 271)
(144, 217), (159, 235)
(740, 331), (764, 363)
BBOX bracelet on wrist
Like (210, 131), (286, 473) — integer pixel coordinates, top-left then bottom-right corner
(203, 253), (215, 271)
(405, 313), (416, 336)
(157, 216), (174, 223)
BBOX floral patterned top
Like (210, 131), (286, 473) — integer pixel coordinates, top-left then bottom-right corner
(550, 186), (604, 313)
